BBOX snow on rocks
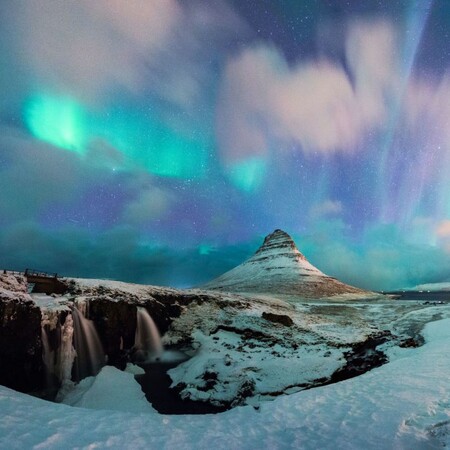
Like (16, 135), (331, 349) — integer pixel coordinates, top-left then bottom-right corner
(0, 272), (31, 300)
(163, 291), (385, 407)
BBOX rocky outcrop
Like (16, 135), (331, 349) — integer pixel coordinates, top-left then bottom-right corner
(0, 274), (44, 392)
(262, 311), (294, 327)
(328, 330), (392, 382)
(201, 229), (372, 298)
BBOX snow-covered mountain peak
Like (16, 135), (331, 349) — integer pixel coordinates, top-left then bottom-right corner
(201, 229), (371, 298)
(255, 229), (306, 261)
(246, 229), (320, 274)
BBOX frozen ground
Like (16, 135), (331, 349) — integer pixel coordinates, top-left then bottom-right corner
(0, 318), (449, 449)
(164, 292), (450, 406)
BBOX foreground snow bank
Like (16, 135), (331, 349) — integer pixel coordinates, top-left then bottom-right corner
(0, 319), (449, 449)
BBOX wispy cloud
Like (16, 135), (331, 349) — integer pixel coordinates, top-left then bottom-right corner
(216, 20), (400, 165)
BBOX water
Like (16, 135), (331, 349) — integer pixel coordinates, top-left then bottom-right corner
(71, 307), (105, 381)
(40, 311), (75, 396)
(134, 351), (228, 414)
(386, 290), (450, 302)
(133, 307), (163, 362)
(41, 325), (53, 389)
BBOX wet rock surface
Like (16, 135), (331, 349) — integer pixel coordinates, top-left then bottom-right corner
(0, 274), (44, 392)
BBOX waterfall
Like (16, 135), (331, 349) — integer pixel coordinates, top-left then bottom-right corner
(133, 307), (163, 362)
(41, 324), (53, 388)
(41, 311), (76, 394)
(71, 306), (105, 381)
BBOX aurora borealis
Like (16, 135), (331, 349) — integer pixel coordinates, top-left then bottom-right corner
(1, 0), (450, 290)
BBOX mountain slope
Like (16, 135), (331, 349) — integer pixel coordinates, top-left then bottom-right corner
(201, 229), (371, 298)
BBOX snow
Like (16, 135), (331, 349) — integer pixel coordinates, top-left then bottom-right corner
(1, 318), (449, 449)
(168, 328), (345, 405)
(162, 292), (387, 405)
(125, 363), (146, 375)
(0, 272), (31, 300)
(68, 277), (181, 297)
(60, 366), (156, 414)
(31, 293), (70, 312)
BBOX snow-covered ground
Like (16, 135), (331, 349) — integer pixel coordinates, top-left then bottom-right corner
(0, 318), (449, 449)
(66, 277), (175, 297)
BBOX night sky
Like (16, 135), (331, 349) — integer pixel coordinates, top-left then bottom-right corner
(1, 0), (450, 290)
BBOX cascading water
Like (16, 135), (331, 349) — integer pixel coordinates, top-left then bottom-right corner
(41, 310), (75, 394)
(41, 324), (53, 388)
(71, 306), (105, 381)
(133, 307), (163, 362)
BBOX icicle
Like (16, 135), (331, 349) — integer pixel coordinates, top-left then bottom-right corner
(57, 312), (76, 384)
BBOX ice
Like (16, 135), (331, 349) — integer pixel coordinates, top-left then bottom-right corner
(0, 318), (449, 449)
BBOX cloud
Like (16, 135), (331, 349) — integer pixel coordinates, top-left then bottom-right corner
(216, 19), (400, 166)
(0, 126), (173, 229)
(123, 187), (175, 225)
(346, 20), (399, 128)
(436, 220), (450, 253)
(5, 0), (247, 114)
(0, 221), (255, 288)
(11, 0), (179, 100)
(299, 221), (450, 291)
(436, 220), (450, 238)
(0, 127), (89, 220)
(310, 200), (343, 219)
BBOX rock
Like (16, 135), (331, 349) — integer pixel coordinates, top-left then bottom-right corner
(262, 311), (294, 326)
(88, 299), (137, 369)
(329, 331), (392, 382)
(0, 296), (44, 392)
(399, 337), (423, 348)
(0, 273), (29, 296)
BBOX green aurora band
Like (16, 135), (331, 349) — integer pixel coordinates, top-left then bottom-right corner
(23, 93), (210, 179)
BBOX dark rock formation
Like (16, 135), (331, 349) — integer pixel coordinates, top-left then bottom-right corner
(329, 330), (392, 382)
(201, 229), (372, 298)
(88, 299), (137, 369)
(399, 336), (423, 348)
(0, 296), (43, 392)
(262, 311), (294, 326)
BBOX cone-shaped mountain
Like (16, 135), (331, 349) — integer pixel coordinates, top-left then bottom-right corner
(201, 229), (370, 298)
